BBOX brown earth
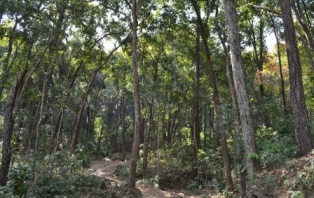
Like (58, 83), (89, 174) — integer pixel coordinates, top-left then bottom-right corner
(89, 159), (214, 198)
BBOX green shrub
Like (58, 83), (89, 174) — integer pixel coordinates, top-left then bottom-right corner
(256, 126), (297, 168)
(0, 151), (111, 197)
(8, 162), (33, 196)
(187, 180), (199, 190)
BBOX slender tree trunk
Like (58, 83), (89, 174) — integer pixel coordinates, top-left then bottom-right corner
(96, 122), (105, 156)
(121, 95), (127, 158)
(0, 18), (19, 101)
(52, 63), (81, 153)
(0, 70), (27, 186)
(52, 109), (64, 153)
(192, 27), (201, 179)
(190, 0), (233, 191)
(114, 113), (120, 153)
(279, 0), (313, 155)
(34, 70), (51, 151)
(251, 16), (271, 127)
(251, 17), (265, 97)
(215, 11), (247, 196)
(128, 0), (141, 190)
(69, 74), (94, 155)
(142, 100), (153, 174)
(23, 102), (37, 154)
(223, 0), (261, 178)
(68, 45), (121, 156)
(0, 42), (33, 185)
(270, 16), (288, 116)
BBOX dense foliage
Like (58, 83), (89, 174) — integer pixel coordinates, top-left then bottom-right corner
(0, 0), (313, 197)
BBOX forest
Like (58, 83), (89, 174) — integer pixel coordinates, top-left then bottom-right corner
(0, 0), (314, 197)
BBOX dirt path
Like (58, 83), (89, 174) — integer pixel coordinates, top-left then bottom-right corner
(89, 159), (203, 198)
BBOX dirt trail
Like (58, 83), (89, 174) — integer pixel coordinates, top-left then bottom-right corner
(90, 159), (202, 198)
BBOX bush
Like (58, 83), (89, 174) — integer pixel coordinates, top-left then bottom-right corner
(256, 126), (297, 169)
(0, 151), (110, 197)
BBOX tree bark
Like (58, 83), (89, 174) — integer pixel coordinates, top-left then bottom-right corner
(190, 0), (233, 191)
(23, 101), (38, 154)
(51, 63), (81, 153)
(270, 16), (288, 116)
(69, 70), (96, 156)
(0, 70), (27, 186)
(279, 0), (313, 155)
(227, 59), (247, 198)
(34, 70), (51, 151)
(223, 0), (261, 178)
(251, 15), (265, 97)
(192, 26), (201, 179)
(142, 100), (153, 174)
(68, 44), (122, 156)
(121, 95), (127, 158)
(0, 41), (33, 185)
(215, 10), (247, 196)
(127, 0), (141, 189)
(250, 15), (271, 127)
(52, 109), (63, 153)
(0, 17), (19, 104)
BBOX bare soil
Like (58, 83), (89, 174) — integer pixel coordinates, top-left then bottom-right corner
(89, 159), (207, 198)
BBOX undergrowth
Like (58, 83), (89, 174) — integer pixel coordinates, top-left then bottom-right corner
(0, 150), (107, 197)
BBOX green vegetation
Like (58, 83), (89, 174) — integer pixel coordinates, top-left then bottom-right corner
(0, 152), (106, 197)
(0, 0), (314, 197)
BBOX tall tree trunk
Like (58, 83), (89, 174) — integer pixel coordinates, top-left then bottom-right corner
(223, 0), (261, 178)
(0, 17), (19, 103)
(34, 70), (51, 151)
(192, 27), (201, 179)
(69, 72), (95, 155)
(96, 121), (105, 156)
(0, 69), (27, 186)
(251, 15), (271, 127)
(227, 60), (247, 198)
(23, 101), (38, 154)
(215, 10), (247, 196)
(68, 44), (122, 156)
(52, 109), (63, 153)
(121, 95), (127, 158)
(52, 63), (81, 153)
(127, 0), (141, 189)
(0, 41), (33, 185)
(279, 0), (313, 155)
(251, 15), (265, 97)
(190, 0), (233, 191)
(142, 100), (153, 174)
(270, 16), (288, 116)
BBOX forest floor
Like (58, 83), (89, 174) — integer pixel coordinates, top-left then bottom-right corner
(252, 150), (314, 197)
(89, 159), (215, 198)
(88, 150), (314, 197)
